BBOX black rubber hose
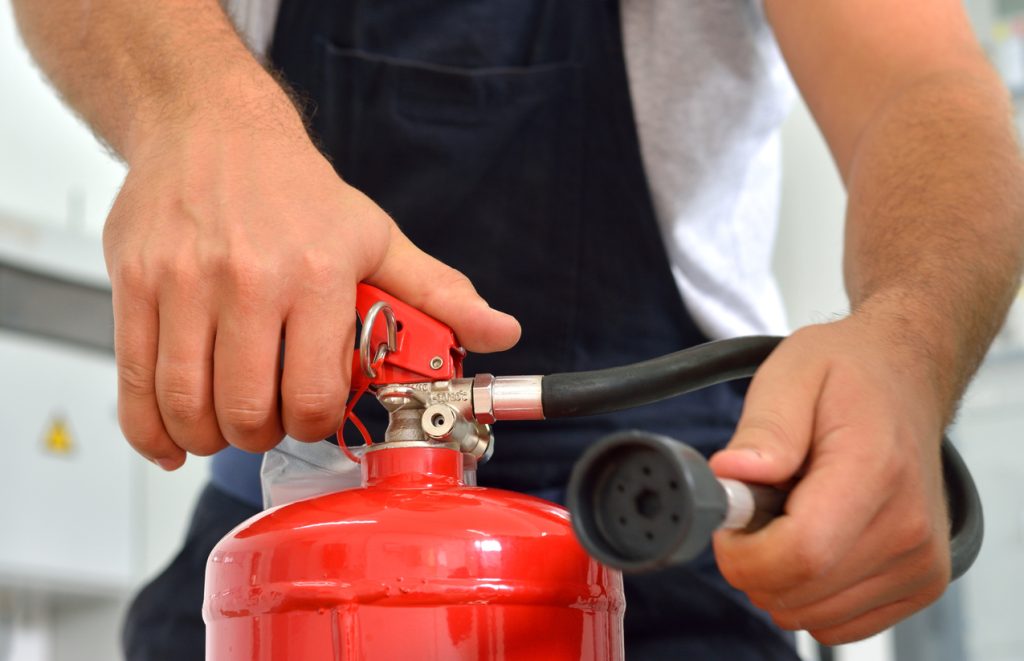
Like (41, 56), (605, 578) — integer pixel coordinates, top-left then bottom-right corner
(541, 336), (782, 418)
(545, 335), (983, 580)
(942, 438), (984, 580)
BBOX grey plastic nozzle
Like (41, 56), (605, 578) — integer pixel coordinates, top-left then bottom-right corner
(567, 431), (785, 573)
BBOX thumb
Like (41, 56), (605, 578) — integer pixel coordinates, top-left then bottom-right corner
(709, 335), (826, 486)
(366, 225), (521, 353)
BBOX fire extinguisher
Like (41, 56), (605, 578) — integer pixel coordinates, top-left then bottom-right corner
(203, 284), (983, 660)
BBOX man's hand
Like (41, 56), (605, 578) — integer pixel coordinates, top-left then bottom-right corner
(12, 0), (520, 470)
(105, 107), (520, 470)
(710, 313), (951, 645)
(746, 0), (1024, 642)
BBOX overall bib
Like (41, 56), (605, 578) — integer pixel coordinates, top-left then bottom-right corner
(125, 1), (801, 659)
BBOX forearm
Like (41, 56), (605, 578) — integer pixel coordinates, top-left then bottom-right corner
(843, 71), (1024, 417)
(11, 0), (302, 162)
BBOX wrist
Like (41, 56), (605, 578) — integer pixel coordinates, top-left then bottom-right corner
(123, 57), (308, 165)
(848, 289), (964, 423)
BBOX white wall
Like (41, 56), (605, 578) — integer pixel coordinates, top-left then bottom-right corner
(775, 97), (849, 329)
(0, 6), (124, 234)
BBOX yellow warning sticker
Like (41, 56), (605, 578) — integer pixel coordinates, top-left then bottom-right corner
(43, 418), (74, 455)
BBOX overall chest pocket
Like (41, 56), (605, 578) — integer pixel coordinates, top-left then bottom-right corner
(313, 37), (586, 376)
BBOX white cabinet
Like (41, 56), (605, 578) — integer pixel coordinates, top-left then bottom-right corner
(0, 332), (136, 596)
(0, 217), (139, 598)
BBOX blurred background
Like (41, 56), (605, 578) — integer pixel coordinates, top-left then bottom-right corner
(1, 1), (1022, 660)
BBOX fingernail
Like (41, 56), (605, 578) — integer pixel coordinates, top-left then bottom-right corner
(734, 447), (764, 460)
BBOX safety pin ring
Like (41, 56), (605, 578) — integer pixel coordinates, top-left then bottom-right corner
(359, 301), (398, 379)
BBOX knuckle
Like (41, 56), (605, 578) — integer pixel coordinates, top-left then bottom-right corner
(893, 512), (933, 555)
(876, 453), (903, 488)
(737, 408), (798, 452)
(418, 269), (477, 308)
(168, 428), (226, 457)
(226, 260), (265, 294)
(120, 421), (171, 460)
(299, 248), (340, 286)
(285, 390), (343, 432)
(123, 428), (159, 456)
(163, 257), (203, 292)
(196, 243), (227, 275)
(878, 439), (910, 481)
(918, 574), (947, 606)
(187, 436), (229, 457)
(791, 539), (835, 582)
(112, 259), (149, 291)
(436, 268), (474, 292)
(910, 541), (951, 599)
(118, 359), (156, 398)
(210, 251), (268, 298)
(234, 433), (285, 454)
(158, 381), (207, 425)
(218, 395), (274, 434)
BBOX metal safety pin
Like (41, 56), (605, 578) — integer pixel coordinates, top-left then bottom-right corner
(359, 301), (398, 379)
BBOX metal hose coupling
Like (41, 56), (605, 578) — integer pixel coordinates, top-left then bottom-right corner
(471, 374), (544, 423)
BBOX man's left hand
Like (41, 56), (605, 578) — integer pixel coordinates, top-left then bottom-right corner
(710, 315), (952, 645)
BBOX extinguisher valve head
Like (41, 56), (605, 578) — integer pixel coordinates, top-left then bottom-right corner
(372, 381), (494, 463)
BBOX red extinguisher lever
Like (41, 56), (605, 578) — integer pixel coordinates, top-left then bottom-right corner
(349, 284), (465, 392)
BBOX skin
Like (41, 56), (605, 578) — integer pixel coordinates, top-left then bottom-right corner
(14, 0), (1024, 646)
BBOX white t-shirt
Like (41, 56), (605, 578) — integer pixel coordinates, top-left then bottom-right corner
(225, 0), (795, 339)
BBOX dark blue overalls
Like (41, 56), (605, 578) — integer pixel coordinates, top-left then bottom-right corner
(123, 1), (800, 658)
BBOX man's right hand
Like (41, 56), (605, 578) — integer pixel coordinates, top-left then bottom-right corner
(104, 100), (520, 470)
(12, 0), (519, 469)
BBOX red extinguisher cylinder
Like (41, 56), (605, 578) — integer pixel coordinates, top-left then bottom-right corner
(204, 446), (625, 660)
